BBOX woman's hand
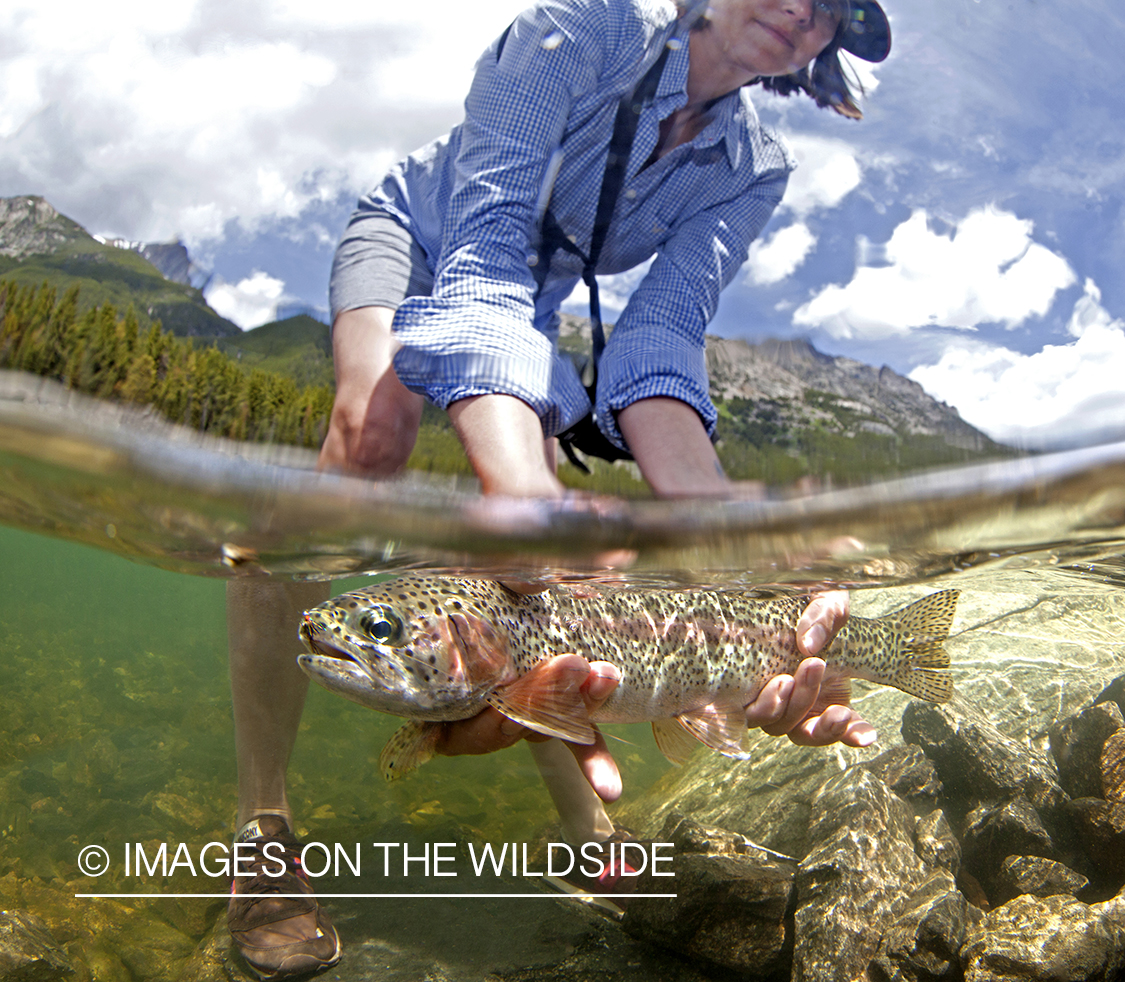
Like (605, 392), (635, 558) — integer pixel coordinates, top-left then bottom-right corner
(744, 590), (877, 748)
(436, 657), (624, 801)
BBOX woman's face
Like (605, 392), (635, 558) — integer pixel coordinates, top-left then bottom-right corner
(706, 0), (844, 79)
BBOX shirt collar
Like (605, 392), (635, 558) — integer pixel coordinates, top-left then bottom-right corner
(651, 21), (751, 171)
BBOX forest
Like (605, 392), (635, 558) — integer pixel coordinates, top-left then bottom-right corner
(0, 279), (334, 449)
(1, 277), (1009, 495)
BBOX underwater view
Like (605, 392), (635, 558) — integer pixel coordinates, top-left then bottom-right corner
(2, 380), (1125, 981)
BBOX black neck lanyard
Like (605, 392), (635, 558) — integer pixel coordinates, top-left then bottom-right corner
(537, 45), (670, 369)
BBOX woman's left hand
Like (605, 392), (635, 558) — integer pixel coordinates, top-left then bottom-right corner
(744, 590), (878, 748)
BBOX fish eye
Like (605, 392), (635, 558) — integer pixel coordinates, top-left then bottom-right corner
(354, 606), (405, 645)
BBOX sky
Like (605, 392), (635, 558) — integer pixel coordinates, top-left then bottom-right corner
(2, 0), (1125, 450)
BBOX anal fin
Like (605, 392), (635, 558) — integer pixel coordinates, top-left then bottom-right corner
(808, 675), (853, 718)
(379, 720), (443, 781)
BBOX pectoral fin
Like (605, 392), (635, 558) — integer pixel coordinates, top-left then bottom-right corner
(677, 704), (752, 760)
(485, 655), (596, 745)
(379, 720), (443, 781)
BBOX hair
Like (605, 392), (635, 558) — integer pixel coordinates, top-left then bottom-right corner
(754, 30), (864, 120)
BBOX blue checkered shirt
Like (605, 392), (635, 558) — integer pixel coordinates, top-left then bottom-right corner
(367, 0), (795, 448)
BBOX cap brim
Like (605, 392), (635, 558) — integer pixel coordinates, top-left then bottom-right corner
(839, 0), (891, 62)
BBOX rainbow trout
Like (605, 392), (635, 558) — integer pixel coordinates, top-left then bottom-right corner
(297, 574), (957, 779)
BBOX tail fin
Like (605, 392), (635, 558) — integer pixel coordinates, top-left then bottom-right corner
(884, 589), (958, 702)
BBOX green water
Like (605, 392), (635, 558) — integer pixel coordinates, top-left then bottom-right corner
(4, 524), (1125, 979)
(0, 523), (679, 979)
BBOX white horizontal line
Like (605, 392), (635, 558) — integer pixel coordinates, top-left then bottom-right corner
(74, 892), (679, 899)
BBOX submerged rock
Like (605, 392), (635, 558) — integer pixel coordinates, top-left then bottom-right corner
(0, 909), (74, 981)
(861, 744), (944, 815)
(902, 696), (1068, 815)
(960, 892), (1125, 982)
(995, 855), (1089, 903)
(1049, 701), (1124, 801)
(1064, 799), (1125, 887)
(1101, 728), (1125, 802)
(623, 815), (794, 978)
(961, 796), (1058, 894)
(869, 870), (973, 982)
(1093, 675), (1125, 718)
(914, 809), (962, 876)
(793, 768), (930, 982)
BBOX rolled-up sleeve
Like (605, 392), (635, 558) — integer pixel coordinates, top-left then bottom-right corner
(391, 0), (610, 434)
(594, 170), (789, 449)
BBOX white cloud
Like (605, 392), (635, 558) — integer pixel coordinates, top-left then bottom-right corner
(909, 280), (1125, 448)
(0, 0), (525, 245)
(793, 206), (1077, 339)
(739, 136), (861, 288)
(745, 221), (817, 286)
(779, 135), (862, 218)
(205, 270), (288, 330)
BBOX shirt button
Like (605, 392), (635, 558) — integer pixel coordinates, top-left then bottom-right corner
(526, 253), (539, 267)
(624, 188), (637, 199)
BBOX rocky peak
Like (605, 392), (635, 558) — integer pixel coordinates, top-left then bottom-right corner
(705, 334), (998, 452)
(0, 195), (93, 260)
(755, 336), (835, 370)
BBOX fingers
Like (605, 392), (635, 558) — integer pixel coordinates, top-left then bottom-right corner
(435, 706), (528, 757)
(579, 660), (620, 711)
(786, 704), (878, 748)
(435, 658), (623, 804)
(757, 658), (825, 736)
(566, 659), (623, 799)
(796, 590), (849, 657)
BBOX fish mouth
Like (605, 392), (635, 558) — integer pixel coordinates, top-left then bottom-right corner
(304, 635), (354, 661)
(299, 623), (376, 680)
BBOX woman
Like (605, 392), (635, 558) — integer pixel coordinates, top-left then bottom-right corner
(228, 1), (890, 976)
(323, 0), (889, 498)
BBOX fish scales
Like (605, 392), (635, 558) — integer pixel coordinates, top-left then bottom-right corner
(297, 573), (958, 778)
(554, 591), (811, 723)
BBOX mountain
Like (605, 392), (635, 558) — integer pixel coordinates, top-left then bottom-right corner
(212, 314), (334, 389)
(706, 336), (997, 453)
(0, 196), (239, 337)
(557, 314), (1012, 486)
(100, 238), (206, 289)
